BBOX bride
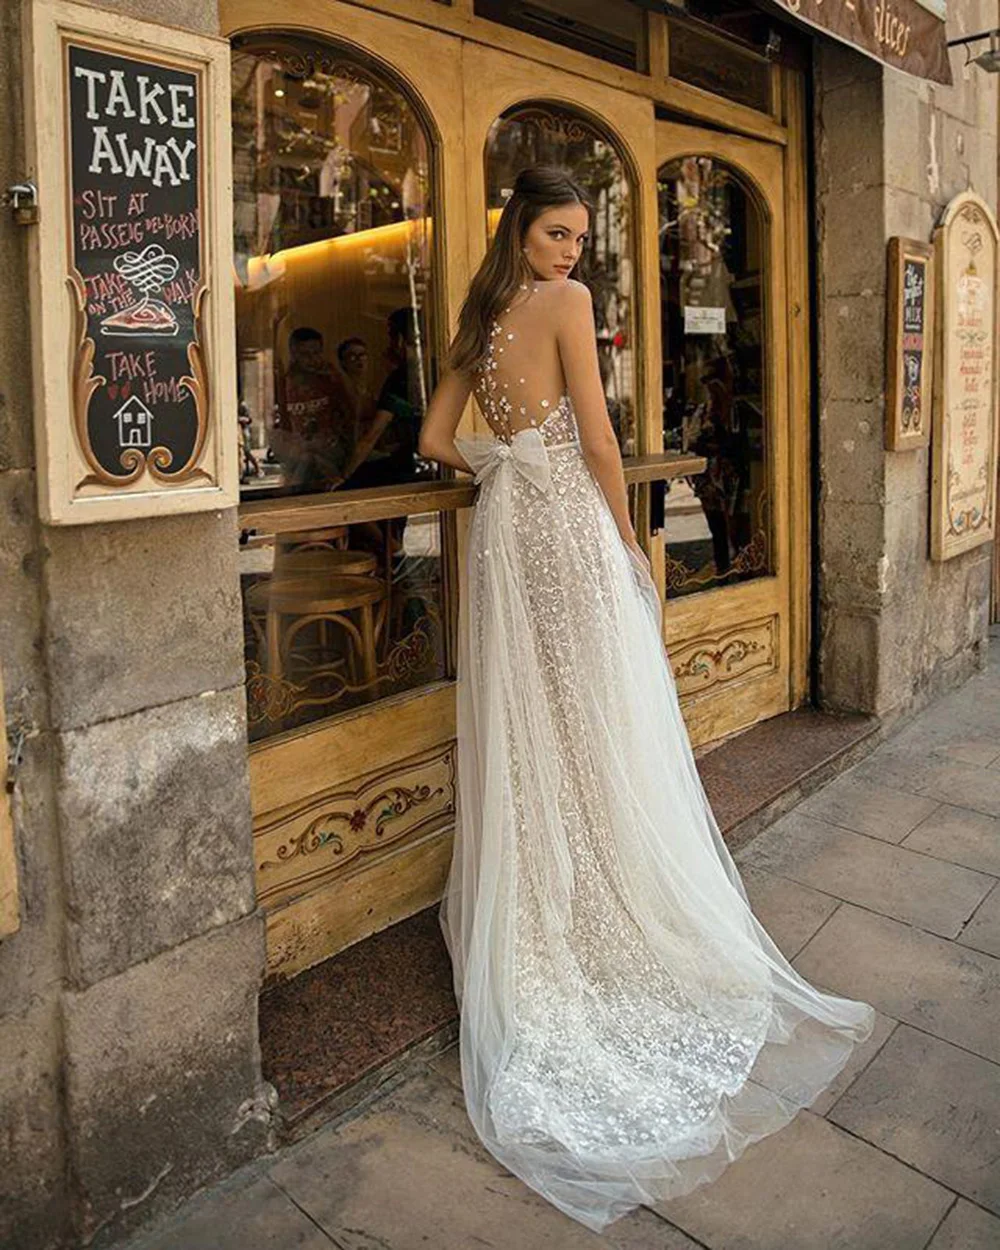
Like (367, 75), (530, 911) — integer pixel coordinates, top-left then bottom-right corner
(417, 165), (874, 1232)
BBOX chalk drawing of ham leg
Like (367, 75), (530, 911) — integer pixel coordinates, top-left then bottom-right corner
(100, 244), (181, 338)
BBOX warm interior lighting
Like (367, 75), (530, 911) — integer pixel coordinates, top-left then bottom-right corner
(242, 216), (433, 291)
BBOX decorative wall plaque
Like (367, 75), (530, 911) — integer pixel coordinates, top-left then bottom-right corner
(886, 237), (933, 450)
(24, 1), (236, 524)
(931, 191), (999, 562)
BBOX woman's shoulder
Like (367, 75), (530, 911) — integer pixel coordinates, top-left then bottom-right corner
(539, 278), (592, 324)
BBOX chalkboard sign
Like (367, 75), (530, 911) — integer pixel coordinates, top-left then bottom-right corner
(24, 1), (235, 523)
(886, 237), (934, 450)
(67, 43), (206, 485)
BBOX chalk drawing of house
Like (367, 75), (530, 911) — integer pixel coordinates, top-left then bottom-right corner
(113, 396), (154, 449)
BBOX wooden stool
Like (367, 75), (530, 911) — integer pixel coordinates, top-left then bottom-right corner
(275, 526), (350, 555)
(272, 548), (377, 577)
(246, 574), (386, 689)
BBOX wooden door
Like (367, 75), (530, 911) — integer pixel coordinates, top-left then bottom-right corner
(654, 121), (800, 745)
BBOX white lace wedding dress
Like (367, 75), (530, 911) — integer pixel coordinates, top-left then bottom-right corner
(438, 289), (874, 1232)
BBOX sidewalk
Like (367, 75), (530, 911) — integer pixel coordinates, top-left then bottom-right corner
(120, 636), (1000, 1250)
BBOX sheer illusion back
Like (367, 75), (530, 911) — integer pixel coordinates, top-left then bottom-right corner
(441, 275), (875, 1235)
(471, 281), (579, 446)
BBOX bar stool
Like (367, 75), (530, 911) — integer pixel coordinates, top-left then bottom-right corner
(246, 575), (386, 689)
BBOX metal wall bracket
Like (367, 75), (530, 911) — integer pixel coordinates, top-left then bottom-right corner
(3, 182), (39, 226)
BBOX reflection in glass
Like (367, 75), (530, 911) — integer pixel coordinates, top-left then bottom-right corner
(658, 156), (770, 597)
(230, 33), (438, 499)
(484, 106), (638, 455)
(240, 515), (448, 743)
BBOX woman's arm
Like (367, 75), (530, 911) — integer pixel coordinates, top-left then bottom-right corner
(556, 282), (643, 557)
(417, 367), (475, 474)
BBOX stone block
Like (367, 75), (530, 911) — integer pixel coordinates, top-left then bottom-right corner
(42, 508), (245, 731)
(821, 186), (886, 298)
(271, 1068), (698, 1249)
(57, 687), (255, 987)
(740, 811), (992, 938)
(62, 914), (269, 1248)
(0, 995), (68, 1250)
(829, 1024), (1000, 1213)
(798, 771), (939, 842)
(794, 903), (1000, 1063)
(820, 77), (884, 195)
(884, 86), (932, 200)
(655, 1111), (950, 1250)
(819, 401), (884, 504)
(94, 0), (217, 35)
(822, 292), (886, 402)
(0, 470), (46, 728)
(884, 185), (936, 245)
(818, 499), (885, 610)
(0, 732), (64, 1020)
(818, 606), (880, 714)
(814, 37), (882, 101)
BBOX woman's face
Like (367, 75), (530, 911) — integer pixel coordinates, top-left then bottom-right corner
(521, 202), (590, 282)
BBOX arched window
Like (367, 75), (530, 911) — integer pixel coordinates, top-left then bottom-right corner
(231, 33), (438, 499)
(230, 34), (448, 742)
(658, 156), (772, 597)
(484, 104), (639, 455)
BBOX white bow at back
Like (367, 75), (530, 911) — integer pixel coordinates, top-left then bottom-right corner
(454, 428), (552, 496)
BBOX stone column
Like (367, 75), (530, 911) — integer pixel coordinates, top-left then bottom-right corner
(0, 3), (270, 1247)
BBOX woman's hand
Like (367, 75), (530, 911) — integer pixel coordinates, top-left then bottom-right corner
(622, 533), (652, 579)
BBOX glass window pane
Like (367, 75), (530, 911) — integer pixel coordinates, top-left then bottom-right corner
(668, 20), (772, 114)
(231, 34), (439, 500)
(484, 106), (639, 455)
(658, 156), (771, 598)
(241, 514), (449, 743)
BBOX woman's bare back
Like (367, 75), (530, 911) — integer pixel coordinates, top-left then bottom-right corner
(472, 280), (578, 442)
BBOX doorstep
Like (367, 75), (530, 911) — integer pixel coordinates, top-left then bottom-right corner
(260, 706), (878, 1140)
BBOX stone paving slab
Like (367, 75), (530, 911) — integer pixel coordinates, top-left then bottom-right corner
(796, 774), (940, 842)
(740, 812), (994, 938)
(736, 864), (840, 959)
(901, 803), (1000, 876)
(126, 1173), (337, 1250)
(927, 1198), (1000, 1249)
(268, 1069), (698, 1250)
(654, 1111), (952, 1250)
(957, 881), (1000, 958)
(793, 903), (1000, 1064)
(808, 1009), (897, 1116)
(828, 1023), (1000, 1215)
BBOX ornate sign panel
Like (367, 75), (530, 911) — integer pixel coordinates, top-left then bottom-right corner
(886, 237), (934, 450)
(931, 192), (999, 562)
(24, 1), (236, 524)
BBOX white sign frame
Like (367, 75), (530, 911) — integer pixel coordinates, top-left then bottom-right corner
(931, 190), (1000, 562)
(23, 0), (237, 524)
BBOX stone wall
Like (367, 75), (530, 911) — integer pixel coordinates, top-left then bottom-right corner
(0, 3), (269, 1248)
(815, 3), (998, 717)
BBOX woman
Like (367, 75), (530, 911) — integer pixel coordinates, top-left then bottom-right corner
(418, 166), (874, 1233)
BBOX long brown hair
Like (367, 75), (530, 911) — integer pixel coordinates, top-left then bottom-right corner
(448, 165), (593, 375)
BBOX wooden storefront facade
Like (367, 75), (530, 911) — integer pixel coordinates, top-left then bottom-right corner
(223, 0), (814, 981)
